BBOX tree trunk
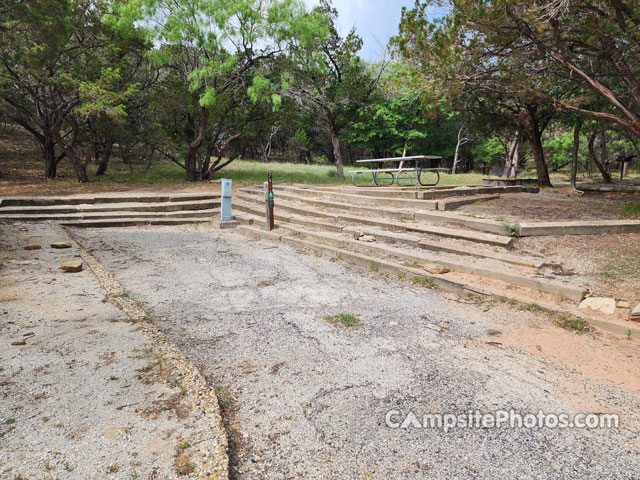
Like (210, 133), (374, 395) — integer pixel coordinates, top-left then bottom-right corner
(329, 122), (345, 180)
(185, 97), (207, 181)
(587, 132), (612, 183)
(68, 151), (89, 183)
(42, 136), (58, 179)
(95, 141), (113, 176)
(598, 128), (611, 178)
(524, 107), (552, 187)
(504, 133), (521, 178)
(571, 118), (583, 190)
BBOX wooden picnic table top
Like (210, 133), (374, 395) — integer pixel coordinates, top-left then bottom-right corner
(355, 155), (442, 164)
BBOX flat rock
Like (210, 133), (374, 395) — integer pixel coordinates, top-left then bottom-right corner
(357, 235), (376, 243)
(617, 301), (631, 309)
(23, 244), (41, 250)
(60, 260), (83, 273)
(632, 304), (640, 318)
(51, 241), (73, 249)
(579, 297), (616, 315)
(423, 265), (451, 275)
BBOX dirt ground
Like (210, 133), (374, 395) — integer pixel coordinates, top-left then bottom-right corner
(453, 192), (640, 308)
(66, 224), (640, 480)
(458, 190), (640, 222)
(0, 223), (227, 479)
(0, 127), (223, 197)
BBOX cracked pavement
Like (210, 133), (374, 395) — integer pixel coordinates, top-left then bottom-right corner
(71, 225), (640, 480)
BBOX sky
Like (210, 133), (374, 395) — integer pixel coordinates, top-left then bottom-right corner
(302, 1), (449, 60)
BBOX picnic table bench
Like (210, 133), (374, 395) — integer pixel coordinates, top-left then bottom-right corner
(347, 155), (448, 187)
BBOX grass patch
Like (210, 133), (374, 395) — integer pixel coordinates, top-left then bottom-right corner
(466, 292), (486, 304)
(556, 313), (590, 334)
(502, 222), (520, 237)
(174, 453), (196, 476)
(326, 312), (362, 328)
(412, 276), (436, 288)
(5, 418), (16, 425)
(397, 272), (406, 280)
(519, 302), (552, 314)
(368, 261), (380, 272)
(258, 279), (275, 287)
(402, 261), (422, 269)
(213, 385), (234, 412)
(602, 249), (640, 279)
(619, 202), (640, 219)
(106, 464), (119, 474)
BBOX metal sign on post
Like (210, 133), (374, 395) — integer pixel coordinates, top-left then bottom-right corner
(264, 173), (275, 231)
(218, 178), (239, 229)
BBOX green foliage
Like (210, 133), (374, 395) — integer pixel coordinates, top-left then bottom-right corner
(472, 136), (506, 166)
(618, 202), (640, 219)
(326, 313), (362, 328)
(412, 276), (436, 288)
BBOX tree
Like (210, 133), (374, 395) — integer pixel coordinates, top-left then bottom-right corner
(0, 0), (143, 181)
(399, 1), (640, 138)
(395, 0), (561, 185)
(115, 0), (312, 181)
(286, 0), (382, 179)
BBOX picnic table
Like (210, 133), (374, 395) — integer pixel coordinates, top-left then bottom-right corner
(347, 155), (448, 187)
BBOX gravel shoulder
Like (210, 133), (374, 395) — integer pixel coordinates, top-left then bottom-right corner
(72, 224), (640, 480)
(0, 222), (227, 479)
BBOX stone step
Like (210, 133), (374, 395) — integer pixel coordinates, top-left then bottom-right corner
(57, 217), (213, 228)
(0, 208), (220, 222)
(275, 223), (583, 301)
(234, 194), (513, 248)
(0, 199), (220, 215)
(340, 226), (539, 268)
(518, 219), (640, 236)
(415, 210), (512, 236)
(233, 199), (344, 232)
(0, 192), (219, 207)
(271, 185), (439, 210)
(337, 213), (514, 248)
(237, 190), (420, 220)
(437, 194), (500, 211)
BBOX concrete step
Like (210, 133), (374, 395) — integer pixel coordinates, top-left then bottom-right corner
(58, 217), (213, 228)
(337, 213), (514, 248)
(340, 226), (539, 268)
(234, 194), (513, 248)
(237, 190), (420, 221)
(415, 210), (512, 236)
(269, 185), (439, 210)
(437, 194), (500, 211)
(0, 199), (221, 215)
(0, 192), (219, 207)
(233, 199), (344, 232)
(275, 223), (583, 301)
(0, 208), (220, 222)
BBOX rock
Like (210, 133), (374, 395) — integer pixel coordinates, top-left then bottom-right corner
(51, 242), (72, 249)
(579, 297), (616, 315)
(617, 301), (631, 309)
(357, 235), (376, 243)
(23, 244), (41, 250)
(423, 265), (451, 275)
(352, 231), (364, 240)
(631, 304), (640, 320)
(60, 261), (83, 273)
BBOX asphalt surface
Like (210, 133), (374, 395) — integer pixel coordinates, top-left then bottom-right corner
(72, 225), (640, 480)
